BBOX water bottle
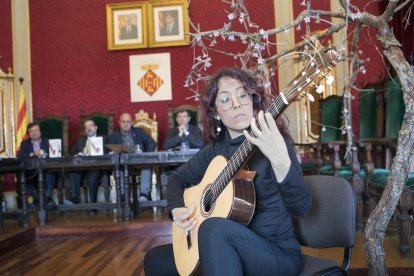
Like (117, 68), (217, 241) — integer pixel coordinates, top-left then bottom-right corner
(180, 141), (189, 151)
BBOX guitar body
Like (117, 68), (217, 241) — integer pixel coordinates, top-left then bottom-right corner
(172, 155), (256, 275)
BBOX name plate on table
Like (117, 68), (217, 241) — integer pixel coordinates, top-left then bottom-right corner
(121, 149), (199, 164)
(49, 139), (62, 158)
(72, 154), (119, 166)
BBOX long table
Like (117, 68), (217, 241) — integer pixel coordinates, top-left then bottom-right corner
(2, 150), (198, 226)
(23, 154), (120, 225)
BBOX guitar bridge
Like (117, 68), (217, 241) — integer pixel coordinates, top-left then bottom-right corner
(186, 230), (192, 249)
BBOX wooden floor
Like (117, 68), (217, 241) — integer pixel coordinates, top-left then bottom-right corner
(0, 207), (413, 275)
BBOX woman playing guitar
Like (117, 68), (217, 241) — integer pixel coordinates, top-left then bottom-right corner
(145, 67), (312, 275)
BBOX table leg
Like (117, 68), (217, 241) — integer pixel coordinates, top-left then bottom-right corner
(123, 165), (131, 221)
(37, 169), (46, 226)
(19, 171), (29, 228)
(57, 173), (64, 205)
(114, 166), (122, 222)
(131, 172), (139, 217)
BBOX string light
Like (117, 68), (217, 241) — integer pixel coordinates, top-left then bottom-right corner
(326, 75), (335, 85)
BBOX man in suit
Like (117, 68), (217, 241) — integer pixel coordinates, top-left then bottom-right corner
(163, 109), (204, 150)
(108, 113), (157, 201)
(159, 11), (179, 36)
(120, 16), (138, 40)
(17, 122), (56, 209)
(68, 119), (105, 205)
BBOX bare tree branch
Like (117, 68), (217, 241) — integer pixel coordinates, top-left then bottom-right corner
(382, 0), (401, 22)
(395, 0), (414, 13)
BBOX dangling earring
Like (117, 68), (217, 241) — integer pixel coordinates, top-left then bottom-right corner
(216, 119), (222, 134)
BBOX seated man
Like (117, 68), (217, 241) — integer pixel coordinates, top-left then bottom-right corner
(17, 122), (56, 209)
(163, 109), (204, 150)
(108, 113), (157, 201)
(68, 119), (106, 204)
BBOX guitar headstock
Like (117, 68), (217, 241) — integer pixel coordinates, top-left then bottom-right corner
(282, 43), (339, 104)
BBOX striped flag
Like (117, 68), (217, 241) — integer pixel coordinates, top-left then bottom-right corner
(16, 82), (29, 153)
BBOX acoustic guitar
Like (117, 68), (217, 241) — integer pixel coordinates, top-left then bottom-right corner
(173, 45), (339, 275)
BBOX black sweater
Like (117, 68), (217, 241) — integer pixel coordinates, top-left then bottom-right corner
(167, 131), (312, 250)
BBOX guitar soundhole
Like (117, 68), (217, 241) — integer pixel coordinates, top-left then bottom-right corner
(202, 187), (214, 213)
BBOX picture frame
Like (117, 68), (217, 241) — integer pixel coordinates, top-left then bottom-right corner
(147, 0), (190, 48)
(106, 2), (148, 51)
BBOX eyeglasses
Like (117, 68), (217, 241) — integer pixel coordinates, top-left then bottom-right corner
(216, 91), (253, 111)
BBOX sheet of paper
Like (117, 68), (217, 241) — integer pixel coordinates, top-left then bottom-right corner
(89, 137), (104, 156)
(49, 139), (62, 158)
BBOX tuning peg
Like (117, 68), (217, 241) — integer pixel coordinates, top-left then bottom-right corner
(316, 85), (324, 94)
(326, 75), (334, 85)
(306, 93), (315, 102)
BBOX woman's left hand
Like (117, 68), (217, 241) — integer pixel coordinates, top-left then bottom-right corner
(243, 111), (291, 182)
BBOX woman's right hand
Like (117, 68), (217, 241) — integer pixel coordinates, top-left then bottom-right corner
(171, 206), (197, 231)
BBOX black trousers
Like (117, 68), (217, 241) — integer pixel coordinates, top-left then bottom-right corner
(144, 217), (303, 275)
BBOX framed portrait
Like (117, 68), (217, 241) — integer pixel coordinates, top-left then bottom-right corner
(106, 2), (148, 51)
(148, 0), (190, 48)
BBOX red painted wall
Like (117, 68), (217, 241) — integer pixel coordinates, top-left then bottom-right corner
(28, 0), (276, 148)
(0, 0), (13, 71)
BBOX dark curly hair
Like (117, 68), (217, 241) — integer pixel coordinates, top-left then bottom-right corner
(198, 67), (289, 142)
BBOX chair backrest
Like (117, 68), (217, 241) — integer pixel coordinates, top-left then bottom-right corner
(359, 74), (385, 139)
(79, 112), (114, 137)
(133, 109), (158, 143)
(169, 104), (198, 128)
(294, 175), (355, 249)
(36, 115), (69, 156)
(319, 96), (343, 143)
(385, 75), (405, 139)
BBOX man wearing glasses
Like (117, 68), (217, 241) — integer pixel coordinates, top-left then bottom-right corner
(108, 113), (157, 201)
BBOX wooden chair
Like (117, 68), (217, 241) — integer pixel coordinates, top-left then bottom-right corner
(133, 109), (158, 144)
(79, 111), (114, 137)
(132, 110), (159, 208)
(297, 95), (345, 176)
(36, 115), (69, 156)
(36, 115), (69, 204)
